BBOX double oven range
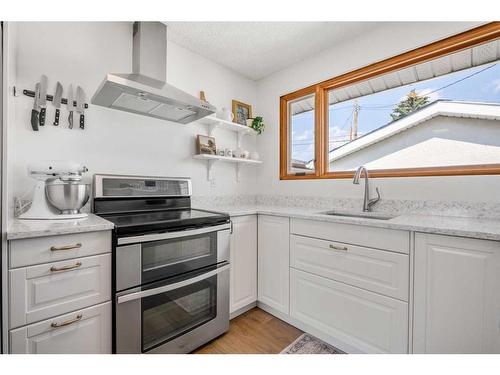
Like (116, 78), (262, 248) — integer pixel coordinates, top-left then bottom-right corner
(93, 175), (231, 354)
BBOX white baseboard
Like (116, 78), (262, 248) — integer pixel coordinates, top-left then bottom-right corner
(230, 301), (257, 320)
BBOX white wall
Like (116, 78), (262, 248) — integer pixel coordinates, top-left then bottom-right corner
(8, 22), (258, 216)
(256, 21), (500, 203)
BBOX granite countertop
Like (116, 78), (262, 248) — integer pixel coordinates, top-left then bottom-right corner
(196, 204), (500, 241)
(7, 213), (115, 240)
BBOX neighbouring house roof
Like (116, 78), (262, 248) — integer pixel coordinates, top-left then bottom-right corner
(291, 38), (500, 116)
(328, 100), (500, 163)
(291, 159), (311, 170)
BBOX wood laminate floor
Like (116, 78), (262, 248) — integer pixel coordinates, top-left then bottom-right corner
(193, 308), (303, 354)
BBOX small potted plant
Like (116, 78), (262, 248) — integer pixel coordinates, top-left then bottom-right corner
(246, 116), (265, 134)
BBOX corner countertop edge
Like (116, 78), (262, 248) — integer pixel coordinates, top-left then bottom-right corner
(7, 214), (115, 240)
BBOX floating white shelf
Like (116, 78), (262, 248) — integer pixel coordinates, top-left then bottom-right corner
(198, 116), (258, 147)
(193, 154), (262, 181)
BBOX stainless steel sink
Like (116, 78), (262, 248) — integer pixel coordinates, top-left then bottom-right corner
(318, 210), (395, 220)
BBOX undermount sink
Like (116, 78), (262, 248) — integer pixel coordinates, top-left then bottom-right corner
(318, 210), (395, 220)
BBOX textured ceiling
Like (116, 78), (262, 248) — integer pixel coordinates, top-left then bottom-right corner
(165, 22), (380, 80)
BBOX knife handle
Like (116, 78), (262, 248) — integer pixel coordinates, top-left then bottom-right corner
(68, 111), (73, 129)
(31, 110), (39, 131)
(53, 109), (60, 126)
(39, 107), (46, 126)
(79, 114), (85, 129)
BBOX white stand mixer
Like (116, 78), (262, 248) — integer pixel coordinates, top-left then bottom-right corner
(18, 161), (90, 220)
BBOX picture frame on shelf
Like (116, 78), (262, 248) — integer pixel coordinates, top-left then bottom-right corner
(232, 100), (253, 126)
(196, 135), (217, 155)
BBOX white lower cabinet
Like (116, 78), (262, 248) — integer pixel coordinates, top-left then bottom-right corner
(230, 215), (258, 315)
(7, 229), (112, 354)
(258, 215), (290, 314)
(290, 268), (408, 353)
(10, 302), (112, 354)
(413, 233), (500, 353)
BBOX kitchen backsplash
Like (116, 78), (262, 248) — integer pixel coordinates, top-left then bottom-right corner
(193, 194), (500, 220)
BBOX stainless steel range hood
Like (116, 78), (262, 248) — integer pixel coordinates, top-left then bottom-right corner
(91, 22), (215, 124)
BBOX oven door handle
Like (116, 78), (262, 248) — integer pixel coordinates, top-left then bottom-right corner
(117, 223), (231, 245)
(116, 263), (230, 304)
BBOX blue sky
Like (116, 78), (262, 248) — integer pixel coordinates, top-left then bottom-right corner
(291, 62), (500, 164)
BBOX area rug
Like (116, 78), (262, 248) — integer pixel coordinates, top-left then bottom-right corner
(280, 333), (344, 354)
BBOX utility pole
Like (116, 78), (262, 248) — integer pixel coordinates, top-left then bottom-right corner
(350, 100), (360, 140)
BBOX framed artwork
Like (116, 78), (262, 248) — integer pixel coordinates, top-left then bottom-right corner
(232, 100), (253, 126)
(196, 135), (217, 155)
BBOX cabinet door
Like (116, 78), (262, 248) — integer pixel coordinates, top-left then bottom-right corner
(230, 215), (257, 314)
(10, 302), (111, 354)
(290, 268), (408, 353)
(257, 215), (290, 314)
(291, 234), (409, 300)
(10, 231), (111, 268)
(414, 233), (500, 353)
(10, 254), (111, 329)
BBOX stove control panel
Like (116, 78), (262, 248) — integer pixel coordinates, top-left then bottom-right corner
(93, 175), (192, 198)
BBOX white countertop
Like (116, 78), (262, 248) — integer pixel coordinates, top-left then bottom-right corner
(7, 213), (114, 240)
(8, 204), (500, 242)
(197, 204), (500, 241)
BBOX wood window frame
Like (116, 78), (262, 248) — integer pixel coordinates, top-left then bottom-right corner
(280, 22), (500, 180)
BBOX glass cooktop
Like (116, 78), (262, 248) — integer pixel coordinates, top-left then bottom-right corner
(101, 209), (229, 236)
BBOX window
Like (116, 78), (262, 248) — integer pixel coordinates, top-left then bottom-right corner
(288, 93), (316, 173)
(280, 22), (500, 179)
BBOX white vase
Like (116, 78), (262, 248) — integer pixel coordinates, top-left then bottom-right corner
(218, 108), (233, 122)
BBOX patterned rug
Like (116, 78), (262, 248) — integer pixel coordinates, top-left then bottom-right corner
(280, 333), (344, 354)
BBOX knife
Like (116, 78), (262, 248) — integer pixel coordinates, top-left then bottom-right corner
(30, 83), (40, 131)
(52, 82), (63, 126)
(76, 86), (85, 129)
(38, 75), (48, 126)
(67, 84), (74, 128)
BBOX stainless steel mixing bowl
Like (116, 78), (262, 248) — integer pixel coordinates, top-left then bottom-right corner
(45, 181), (90, 214)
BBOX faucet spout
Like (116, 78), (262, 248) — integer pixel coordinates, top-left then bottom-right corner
(352, 166), (380, 212)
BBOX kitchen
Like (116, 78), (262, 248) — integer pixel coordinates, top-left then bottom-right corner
(1, 3), (500, 373)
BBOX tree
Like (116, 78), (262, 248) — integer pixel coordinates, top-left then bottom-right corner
(390, 90), (430, 121)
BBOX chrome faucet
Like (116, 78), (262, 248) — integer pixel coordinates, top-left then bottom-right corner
(353, 166), (380, 212)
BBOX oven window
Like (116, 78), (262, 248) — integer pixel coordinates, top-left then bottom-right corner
(141, 275), (217, 352)
(141, 232), (217, 282)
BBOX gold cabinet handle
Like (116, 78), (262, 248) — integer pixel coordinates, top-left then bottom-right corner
(50, 243), (82, 251)
(329, 244), (348, 251)
(50, 262), (82, 272)
(51, 314), (83, 328)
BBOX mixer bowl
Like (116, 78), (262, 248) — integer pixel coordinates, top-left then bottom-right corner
(45, 182), (90, 214)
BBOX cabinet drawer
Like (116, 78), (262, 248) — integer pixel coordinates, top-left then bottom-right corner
(290, 218), (409, 254)
(290, 268), (408, 354)
(9, 231), (111, 268)
(10, 302), (111, 354)
(10, 253), (111, 329)
(291, 234), (409, 300)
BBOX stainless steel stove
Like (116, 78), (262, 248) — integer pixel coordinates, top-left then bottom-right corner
(93, 174), (230, 354)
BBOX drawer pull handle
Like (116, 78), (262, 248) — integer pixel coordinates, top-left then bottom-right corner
(51, 314), (83, 328)
(329, 244), (348, 251)
(50, 243), (82, 251)
(50, 262), (82, 272)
